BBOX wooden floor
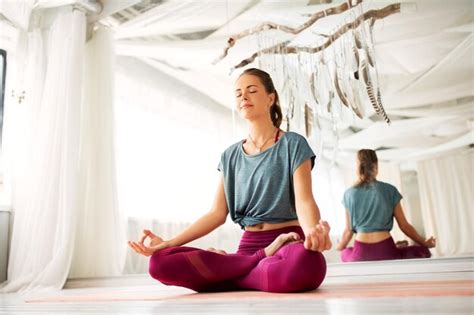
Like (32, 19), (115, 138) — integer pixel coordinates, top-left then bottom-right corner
(1, 257), (473, 314)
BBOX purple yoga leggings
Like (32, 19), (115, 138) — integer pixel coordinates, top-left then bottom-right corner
(149, 226), (326, 293)
(341, 237), (431, 262)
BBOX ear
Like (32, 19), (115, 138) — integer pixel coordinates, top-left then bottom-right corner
(268, 92), (275, 108)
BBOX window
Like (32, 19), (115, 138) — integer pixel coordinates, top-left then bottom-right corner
(0, 49), (6, 193)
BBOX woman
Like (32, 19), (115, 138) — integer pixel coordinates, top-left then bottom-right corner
(128, 68), (331, 293)
(336, 149), (436, 262)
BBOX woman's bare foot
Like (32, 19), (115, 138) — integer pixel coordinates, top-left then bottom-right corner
(207, 247), (227, 255)
(396, 240), (409, 249)
(264, 232), (302, 257)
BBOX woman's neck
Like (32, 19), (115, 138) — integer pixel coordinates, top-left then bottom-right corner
(248, 118), (276, 143)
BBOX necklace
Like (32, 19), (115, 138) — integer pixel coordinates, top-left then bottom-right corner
(248, 128), (278, 153)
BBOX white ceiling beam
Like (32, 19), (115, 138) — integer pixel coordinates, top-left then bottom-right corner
(139, 57), (234, 111)
(387, 101), (474, 118)
(380, 131), (474, 161)
(89, 0), (140, 23)
(395, 33), (473, 94)
(34, 0), (102, 13)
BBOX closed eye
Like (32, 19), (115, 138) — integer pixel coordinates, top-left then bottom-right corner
(235, 86), (258, 97)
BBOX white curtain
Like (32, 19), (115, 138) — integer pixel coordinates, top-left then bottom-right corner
(312, 159), (346, 237)
(399, 170), (426, 239)
(1, 10), (86, 292)
(417, 149), (474, 257)
(1, 11), (126, 291)
(68, 27), (126, 279)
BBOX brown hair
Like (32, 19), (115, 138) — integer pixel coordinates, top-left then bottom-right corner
(355, 149), (378, 187)
(239, 68), (283, 128)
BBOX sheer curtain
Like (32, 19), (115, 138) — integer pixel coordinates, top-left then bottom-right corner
(417, 149), (474, 257)
(312, 159), (346, 235)
(399, 170), (426, 240)
(311, 159), (347, 263)
(68, 27), (126, 279)
(1, 10), (86, 292)
(2, 11), (125, 291)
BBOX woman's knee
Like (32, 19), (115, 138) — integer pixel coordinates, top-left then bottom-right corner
(148, 247), (179, 282)
(404, 246), (432, 259)
(420, 246), (432, 258)
(268, 243), (327, 292)
(341, 247), (354, 262)
(293, 247), (327, 290)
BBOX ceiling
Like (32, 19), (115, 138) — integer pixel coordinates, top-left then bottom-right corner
(1, 0), (473, 166)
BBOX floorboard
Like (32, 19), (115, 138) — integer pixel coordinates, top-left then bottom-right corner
(1, 257), (473, 314)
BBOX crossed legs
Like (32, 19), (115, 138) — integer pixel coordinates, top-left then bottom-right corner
(149, 233), (326, 293)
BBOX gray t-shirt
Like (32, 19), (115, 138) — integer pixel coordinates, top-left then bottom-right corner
(342, 180), (402, 233)
(218, 131), (315, 229)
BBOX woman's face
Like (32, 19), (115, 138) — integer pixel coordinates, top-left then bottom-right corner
(234, 74), (274, 121)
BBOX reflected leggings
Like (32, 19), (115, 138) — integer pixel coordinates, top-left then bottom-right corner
(341, 237), (431, 262)
(148, 226), (326, 293)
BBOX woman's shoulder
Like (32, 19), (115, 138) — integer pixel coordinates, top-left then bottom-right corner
(345, 181), (376, 194)
(375, 180), (399, 192)
(344, 185), (359, 197)
(375, 180), (395, 188)
(284, 131), (306, 141)
(221, 139), (243, 156)
(280, 131), (311, 148)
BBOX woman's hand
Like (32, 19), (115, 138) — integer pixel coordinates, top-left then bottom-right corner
(304, 220), (332, 252)
(423, 236), (436, 248)
(128, 229), (171, 257)
(335, 242), (346, 251)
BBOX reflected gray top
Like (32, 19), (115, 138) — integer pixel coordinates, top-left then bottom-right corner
(342, 180), (402, 233)
(218, 132), (315, 229)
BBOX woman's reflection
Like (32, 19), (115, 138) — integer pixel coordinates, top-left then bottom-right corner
(336, 149), (436, 262)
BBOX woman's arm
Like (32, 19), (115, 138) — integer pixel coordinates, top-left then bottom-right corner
(336, 209), (353, 250)
(167, 175), (229, 247)
(293, 160), (320, 234)
(293, 159), (331, 251)
(394, 202), (436, 248)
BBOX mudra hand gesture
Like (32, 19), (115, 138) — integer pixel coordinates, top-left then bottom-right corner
(304, 220), (332, 252)
(423, 236), (436, 248)
(128, 229), (170, 257)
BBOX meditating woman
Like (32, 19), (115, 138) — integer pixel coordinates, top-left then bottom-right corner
(128, 68), (331, 293)
(336, 149), (436, 262)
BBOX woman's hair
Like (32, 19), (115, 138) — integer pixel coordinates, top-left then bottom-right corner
(355, 149), (378, 187)
(239, 68), (282, 128)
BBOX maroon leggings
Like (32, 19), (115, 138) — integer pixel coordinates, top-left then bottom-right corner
(341, 237), (431, 262)
(149, 226), (326, 293)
